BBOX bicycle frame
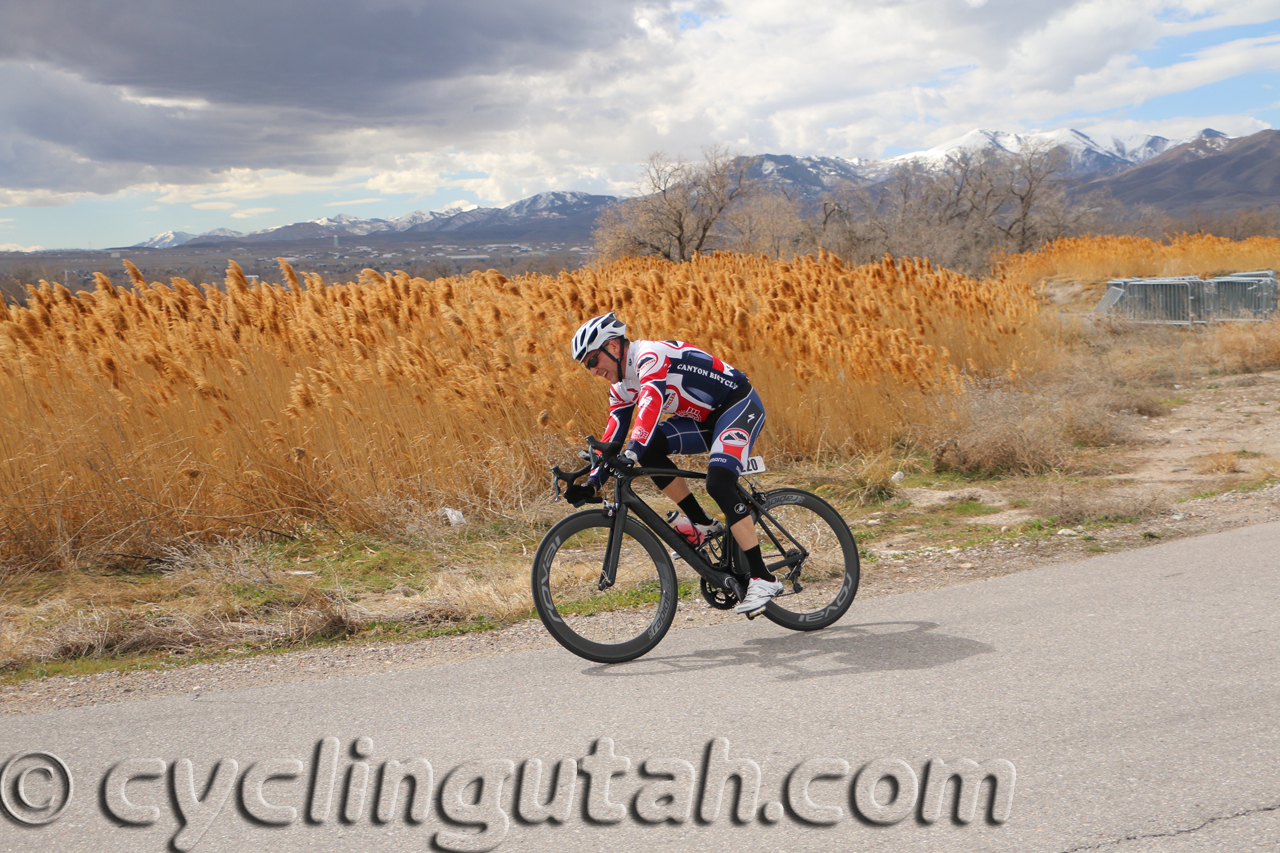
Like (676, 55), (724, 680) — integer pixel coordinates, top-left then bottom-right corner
(590, 462), (811, 599)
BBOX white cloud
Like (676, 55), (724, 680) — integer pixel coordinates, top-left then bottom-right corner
(230, 207), (275, 218)
(0, 0), (1276, 232)
(152, 168), (374, 205)
(0, 189), (76, 207)
(324, 198), (382, 206)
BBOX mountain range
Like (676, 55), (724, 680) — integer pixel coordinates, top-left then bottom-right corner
(1078, 129), (1280, 211)
(134, 127), (1277, 249)
(134, 190), (614, 249)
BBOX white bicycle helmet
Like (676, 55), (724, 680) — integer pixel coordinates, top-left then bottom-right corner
(571, 312), (627, 361)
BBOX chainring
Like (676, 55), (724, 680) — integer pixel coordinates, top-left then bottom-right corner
(700, 576), (739, 610)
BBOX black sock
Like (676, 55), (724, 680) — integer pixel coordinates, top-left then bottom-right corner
(744, 545), (775, 582)
(678, 494), (713, 526)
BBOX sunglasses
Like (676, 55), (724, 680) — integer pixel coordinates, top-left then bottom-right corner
(584, 350), (603, 369)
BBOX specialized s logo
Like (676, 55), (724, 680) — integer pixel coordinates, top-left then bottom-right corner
(720, 428), (751, 447)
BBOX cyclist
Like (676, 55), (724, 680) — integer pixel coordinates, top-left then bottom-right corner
(563, 312), (782, 616)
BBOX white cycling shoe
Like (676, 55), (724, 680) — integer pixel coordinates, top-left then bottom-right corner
(735, 577), (783, 615)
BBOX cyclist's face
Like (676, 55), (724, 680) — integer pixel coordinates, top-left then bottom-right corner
(582, 340), (619, 380)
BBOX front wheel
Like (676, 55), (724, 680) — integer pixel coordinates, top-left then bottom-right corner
(739, 488), (859, 630)
(532, 510), (678, 663)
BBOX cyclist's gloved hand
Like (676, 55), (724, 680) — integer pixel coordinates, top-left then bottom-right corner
(606, 448), (638, 477)
(564, 483), (601, 507)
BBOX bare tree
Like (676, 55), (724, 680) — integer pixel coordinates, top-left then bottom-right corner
(593, 145), (756, 263)
(720, 189), (807, 258)
(813, 144), (1086, 273)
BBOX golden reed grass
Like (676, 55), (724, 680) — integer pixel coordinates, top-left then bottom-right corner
(994, 232), (1280, 287)
(3, 249), (1046, 572)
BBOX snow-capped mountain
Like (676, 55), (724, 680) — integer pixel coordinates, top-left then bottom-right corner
(1082, 129), (1280, 212)
(135, 190), (619, 247)
(749, 154), (872, 192)
(385, 205), (478, 231)
(136, 230), (198, 249)
(742, 128), (1199, 201)
(132, 192), (616, 248)
(872, 128), (1179, 179)
(134, 228), (242, 249)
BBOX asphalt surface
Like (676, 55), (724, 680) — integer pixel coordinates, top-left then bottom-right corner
(1, 522), (1278, 852)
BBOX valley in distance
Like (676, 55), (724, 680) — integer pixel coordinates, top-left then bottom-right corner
(0, 235), (596, 303)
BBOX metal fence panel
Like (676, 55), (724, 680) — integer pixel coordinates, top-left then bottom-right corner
(1095, 271), (1278, 324)
(1209, 277), (1277, 320)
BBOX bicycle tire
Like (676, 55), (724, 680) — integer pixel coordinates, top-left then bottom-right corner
(740, 488), (859, 631)
(532, 510), (678, 663)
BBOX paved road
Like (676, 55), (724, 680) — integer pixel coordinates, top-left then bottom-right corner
(2, 523), (1278, 852)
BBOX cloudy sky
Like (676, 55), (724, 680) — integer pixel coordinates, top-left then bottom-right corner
(1, 0), (1278, 251)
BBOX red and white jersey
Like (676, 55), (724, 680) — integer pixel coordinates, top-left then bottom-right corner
(600, 340), (749, 448)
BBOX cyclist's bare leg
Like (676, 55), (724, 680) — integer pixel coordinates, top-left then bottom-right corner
(660, 478), (693, 504)
(730, 516), (759, 551)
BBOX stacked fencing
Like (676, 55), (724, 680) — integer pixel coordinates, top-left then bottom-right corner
(1095, 271), (1278, 324)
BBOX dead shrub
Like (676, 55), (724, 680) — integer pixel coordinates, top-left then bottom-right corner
(1208, 318), (1280, 374)
(829, 452), (904, 504)
(933, 389), (1071, 475)
(285, 587), (366, 641)
(1193, 452), (1244, 475)
(1045, 370), (1165, 446)
(1032, 483), (1168, 526)
(1061, 401), (1134, 448)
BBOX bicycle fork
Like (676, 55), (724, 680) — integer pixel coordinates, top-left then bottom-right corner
(598, 502), (628, 591)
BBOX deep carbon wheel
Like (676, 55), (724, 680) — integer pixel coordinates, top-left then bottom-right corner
(740, 488), (859, 631)
(532, 510), (678, 663)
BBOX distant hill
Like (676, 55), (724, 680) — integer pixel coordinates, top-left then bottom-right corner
(1081, 129), (1280, 212)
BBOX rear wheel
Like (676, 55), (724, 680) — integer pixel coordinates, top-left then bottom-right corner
(737, 488), (859, 630)
(532, 510), (677, 663)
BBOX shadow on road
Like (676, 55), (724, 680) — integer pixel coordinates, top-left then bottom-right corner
(581, 621), (993, 680)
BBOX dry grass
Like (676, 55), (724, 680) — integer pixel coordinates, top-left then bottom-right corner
(932, 387), (1072, 476)
(996, 233), (1280, 296)
(1193, 451), (1245, 475)
(1206, 318), (1280, 374)
(1029, 480), (1170, 527)
(0, 252), (1046, 575)
(0, 526), (535, 672)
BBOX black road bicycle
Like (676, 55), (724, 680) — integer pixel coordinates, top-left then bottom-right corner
(531, 437), (860, 663)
